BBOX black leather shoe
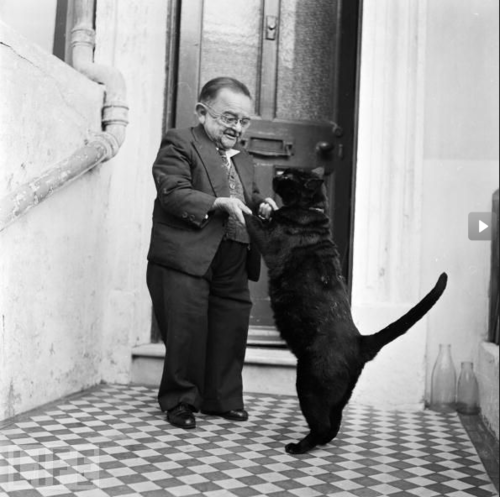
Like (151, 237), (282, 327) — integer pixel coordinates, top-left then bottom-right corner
(167, 403), (196, 429)
(203, 409), (248, 421)
(221, 409), (248, 421)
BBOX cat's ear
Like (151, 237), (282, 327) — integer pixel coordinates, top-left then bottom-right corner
(305, 168), (325, 190)
(311, 167), (325, 179)
(305, 177), (324, 191)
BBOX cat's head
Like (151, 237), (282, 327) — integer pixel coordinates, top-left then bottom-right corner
(272, 168), (327, 211)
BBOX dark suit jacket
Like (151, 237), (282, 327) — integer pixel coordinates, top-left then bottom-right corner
(147, 125), (265, 280)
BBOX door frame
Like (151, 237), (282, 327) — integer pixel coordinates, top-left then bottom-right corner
(331, 0), (362, 292)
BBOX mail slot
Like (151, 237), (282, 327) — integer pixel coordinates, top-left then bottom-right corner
(241, 136), (295, 158)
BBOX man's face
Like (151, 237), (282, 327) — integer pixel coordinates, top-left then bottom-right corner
(197, 88), (252, 150)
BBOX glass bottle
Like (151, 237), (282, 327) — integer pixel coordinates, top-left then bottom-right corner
(430, 344), (457, 413)
(456, 362), (480, 415)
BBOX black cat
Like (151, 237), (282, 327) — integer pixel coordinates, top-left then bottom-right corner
(244, 168), (447, 455)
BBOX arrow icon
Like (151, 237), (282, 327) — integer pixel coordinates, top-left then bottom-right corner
(469, 212), (495, 241)
(479, 220), (489, 233)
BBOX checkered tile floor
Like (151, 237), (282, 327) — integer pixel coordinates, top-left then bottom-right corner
(0, 384), (497, 497)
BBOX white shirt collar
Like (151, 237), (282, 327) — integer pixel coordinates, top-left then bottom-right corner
(225, 148), (240, 159)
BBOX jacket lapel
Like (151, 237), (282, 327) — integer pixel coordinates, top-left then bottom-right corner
(191, 125), (230, 197)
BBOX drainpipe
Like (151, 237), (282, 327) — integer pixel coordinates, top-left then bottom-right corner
(0, 0), (128, 232)
(71, 0), (129, 159)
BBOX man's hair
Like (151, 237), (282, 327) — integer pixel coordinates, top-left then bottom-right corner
(198, 77), (252, 104)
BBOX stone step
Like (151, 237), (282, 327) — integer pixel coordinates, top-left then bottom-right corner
(131, 343), (297, 396)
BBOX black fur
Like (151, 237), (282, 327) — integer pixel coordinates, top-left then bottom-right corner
(244, 168), (447, 455)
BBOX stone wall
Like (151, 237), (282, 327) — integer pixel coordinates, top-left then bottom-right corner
(0, 20), (107, 419)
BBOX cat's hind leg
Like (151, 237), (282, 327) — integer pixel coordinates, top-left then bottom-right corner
(321, 408), (343, 444)
(285, 392), (335, 455)
(285, 408), (343, 454)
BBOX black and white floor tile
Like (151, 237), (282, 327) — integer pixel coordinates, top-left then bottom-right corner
(0, 384), (497, 497)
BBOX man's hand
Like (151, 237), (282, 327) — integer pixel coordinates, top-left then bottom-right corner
(213, 197), (252, 225)
(258, 198), (278, 220)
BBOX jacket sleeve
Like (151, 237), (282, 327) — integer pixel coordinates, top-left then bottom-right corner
(152, 130), (216, 228)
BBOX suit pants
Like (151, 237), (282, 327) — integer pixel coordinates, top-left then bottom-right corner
(146, 240), (252, 413)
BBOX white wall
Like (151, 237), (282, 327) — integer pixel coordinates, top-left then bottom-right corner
(0, 0), (57, 53)
(93, 0), (168, 383)
(0, 20), (106, 419)
(351, 0), (499, 411)
(421, 0), (499, 434)
(422, 0), (499, 368)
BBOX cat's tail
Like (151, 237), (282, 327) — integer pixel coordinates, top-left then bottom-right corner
(360, 272), (448, 362)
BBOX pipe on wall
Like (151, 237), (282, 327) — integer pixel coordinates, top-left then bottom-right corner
(0, 0), (128, 232)
(71, 0), (128, 157)
(0, 142), (110, 231)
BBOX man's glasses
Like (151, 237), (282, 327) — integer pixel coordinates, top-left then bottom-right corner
(198, 103), (251, 129)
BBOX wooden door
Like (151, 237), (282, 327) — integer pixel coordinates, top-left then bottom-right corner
(169, 0), (360, 345)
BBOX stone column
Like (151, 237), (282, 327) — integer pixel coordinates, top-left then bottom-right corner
(351, 0), (429, 408)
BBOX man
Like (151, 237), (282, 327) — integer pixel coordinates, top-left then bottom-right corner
(146, 77), (277, 429)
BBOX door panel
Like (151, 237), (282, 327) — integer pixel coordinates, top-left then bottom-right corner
(276, 0), (339, 122)
(200, 0), (263, 104)
(174, 0), (357, 344)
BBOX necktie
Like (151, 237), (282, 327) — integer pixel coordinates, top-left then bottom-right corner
(217, 148), (232, 174)
(215, 148), (250, 244)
